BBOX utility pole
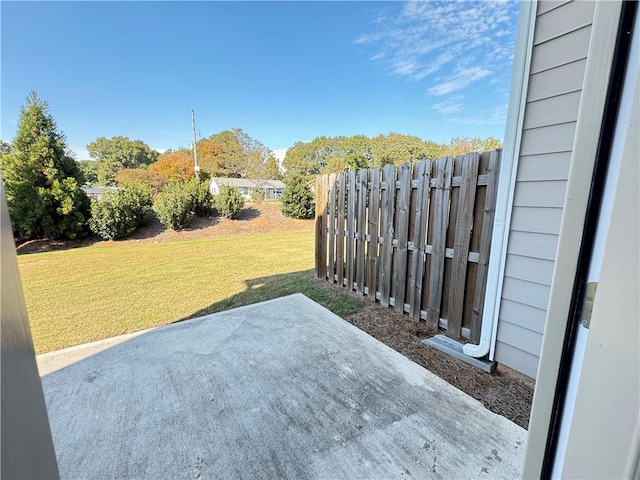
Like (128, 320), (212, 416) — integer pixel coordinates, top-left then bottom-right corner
(191, 109), (200, 180)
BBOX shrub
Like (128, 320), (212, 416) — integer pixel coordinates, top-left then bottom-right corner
(213, 185), (244, 218)
(250, 188), (265, 204)
(155, 179), (212, 230)
(214, 185), (244, 219)
(186, 178), (213, 217)
(281, 175), (315, 219)
(88, 183), (153, 240)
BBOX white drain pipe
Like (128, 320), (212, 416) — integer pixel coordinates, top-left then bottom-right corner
(463, 0), (537, 359)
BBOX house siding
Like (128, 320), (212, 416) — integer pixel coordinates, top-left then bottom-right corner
(494, 0), (596, 378)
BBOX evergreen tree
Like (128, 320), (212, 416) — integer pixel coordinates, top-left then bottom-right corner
(1, 91), (90, 239)
(280, 175), (315, 219)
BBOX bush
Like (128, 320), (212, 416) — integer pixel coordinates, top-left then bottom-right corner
(214, 185), (244, 219)
(155, 179), (212, 230)
(281, 176), (315, 219)
(250, 188), (265, 204)
(89, 183), (153, 240)
(187, 178), (213, 217)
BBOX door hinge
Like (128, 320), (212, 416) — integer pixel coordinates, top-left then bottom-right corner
(580, 282), (598, 329)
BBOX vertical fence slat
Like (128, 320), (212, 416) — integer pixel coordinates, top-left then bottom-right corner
(346, 170), (357, 291)
(393, 163), (412, 314)
(321, 174), (329, 280)
(426, 157), (453, 328)
(472, 149), (501, 337)
(315, 175), (325, 279)
(447, 153), (480, 335)
(336, 173), (346, 286)
(355, 169), (367, 294)
(379, 164), (396, 307)
(367, 167), (381, 301)
(409, 160), (430, 319)
(327, 173), (337, 283)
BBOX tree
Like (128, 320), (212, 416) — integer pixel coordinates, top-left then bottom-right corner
(280, 175), (314, 219)
(87, 136), (159, 185)
(0, 91), (90, 239)
(443, 137), (503, 158)
(77, 160), (100, 184)
(149, 150), (195, 183)
(115, 168), (166, 196)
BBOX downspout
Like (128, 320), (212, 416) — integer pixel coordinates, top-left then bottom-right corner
(463, 0), (536, 359)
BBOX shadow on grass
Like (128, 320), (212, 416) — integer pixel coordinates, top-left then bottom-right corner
(178, 269), (362, 323)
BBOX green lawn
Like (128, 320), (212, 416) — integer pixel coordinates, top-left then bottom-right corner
(18, 230), (362, 354)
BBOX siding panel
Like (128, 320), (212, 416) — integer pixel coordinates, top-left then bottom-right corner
(534, 0), (595, 45)
(520, 122), (576, 156)
(507, 231), (558, 261)
(531, 25), (591, 73)
(496, 320), (544, 356)
(494, 341), (540, 379)
(513, 180), (568, 208)
(523, 91), (582, 129)
(516, 152), (572, 181)
(537, 0), (572, 16)
(511, 207), (564, 234)
(500, 299), (548, 333)
(527, 60), (586, 102)
(502, 276), (551, 311)
(505, 255), (555, 286)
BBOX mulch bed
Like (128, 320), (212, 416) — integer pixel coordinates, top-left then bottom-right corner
(335, 290), (534, 430)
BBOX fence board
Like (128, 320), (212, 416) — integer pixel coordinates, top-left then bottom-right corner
(367, 168), (381, 301)
(447, 153), (480, 335)
(472, 149), (500, 339)
(315, 150), (501, 342)
(327, 173), (337, 283)
(409, 160), (430, 319)
(336, 173), (346, 286)
(379, 164), (396, 307)
(426, 157), (453, 328)
(393, 163), (412, 314)
(315, 175), (325, 279)
(346, 171), (357, 290)
(355, 169), (367, 294)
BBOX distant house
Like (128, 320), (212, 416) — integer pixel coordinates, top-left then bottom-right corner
(208, 177), (285, 200)
(81, 185), (119, 202)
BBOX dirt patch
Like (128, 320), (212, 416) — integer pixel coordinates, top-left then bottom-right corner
(340, 297), (534, 429)
(16, 202), (315, 254)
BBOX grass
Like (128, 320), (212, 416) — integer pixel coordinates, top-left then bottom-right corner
(18, 230), (362, 354)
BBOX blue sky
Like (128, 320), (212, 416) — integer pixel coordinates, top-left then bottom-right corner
(1, 1), (519, 160)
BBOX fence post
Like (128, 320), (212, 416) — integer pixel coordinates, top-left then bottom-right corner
(315, 175), (326, 279)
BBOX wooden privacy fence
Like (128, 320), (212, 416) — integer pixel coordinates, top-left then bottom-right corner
(315, 150), (501, 342)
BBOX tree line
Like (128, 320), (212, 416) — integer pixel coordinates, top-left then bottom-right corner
(1, 92), (503, 241)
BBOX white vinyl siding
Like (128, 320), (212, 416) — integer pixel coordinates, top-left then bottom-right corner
(495, 0), (596, 378)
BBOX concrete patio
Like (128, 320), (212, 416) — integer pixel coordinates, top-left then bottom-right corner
(38, 294), (526, 479)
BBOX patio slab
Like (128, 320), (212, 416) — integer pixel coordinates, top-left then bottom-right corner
(38, 293), (526, 479)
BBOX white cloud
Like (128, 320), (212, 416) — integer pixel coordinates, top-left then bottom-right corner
(153, 147), (167, 154)
(432, 95), (465, 114)
(356, 0), (518, 96)
(429, 67), (490, 96)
